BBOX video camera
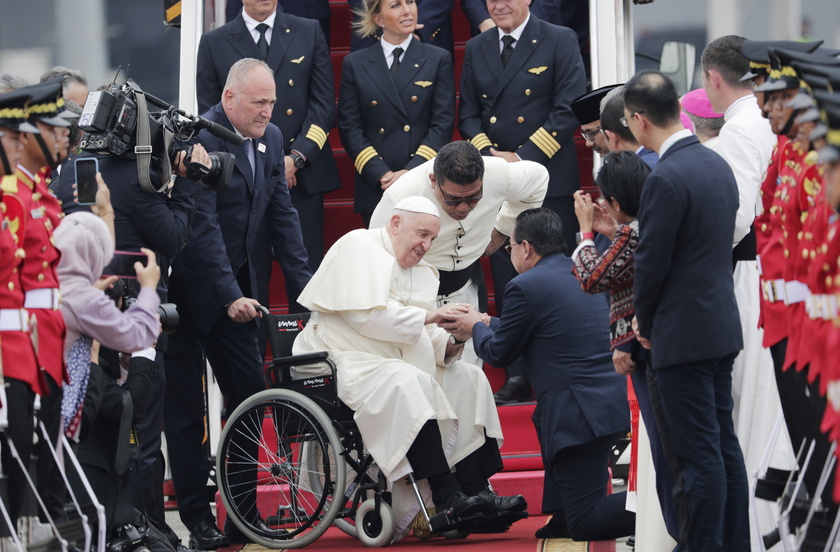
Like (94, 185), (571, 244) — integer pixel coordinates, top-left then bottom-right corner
(78, 77), (242, 192)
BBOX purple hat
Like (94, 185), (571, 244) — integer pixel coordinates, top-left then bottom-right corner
(679, 112), (695, 133)
(681, 89), (723, 119)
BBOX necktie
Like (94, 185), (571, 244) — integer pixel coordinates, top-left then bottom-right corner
(256, 23), (269, 59)
(390, 47), (403, 76)
(501, 35), (516, 67)
(243, 138), (254, 177)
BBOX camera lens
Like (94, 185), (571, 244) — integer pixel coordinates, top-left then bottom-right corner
(158, 303), (179, 334)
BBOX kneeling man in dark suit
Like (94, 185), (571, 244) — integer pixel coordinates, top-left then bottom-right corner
(441, 208), (634, 541)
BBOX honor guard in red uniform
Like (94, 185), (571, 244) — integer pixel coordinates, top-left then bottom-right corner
(3, 78), (73, 522)
(806, 94), (840, 502)
(739, 42), (825, 373)
(752, 51), (833, 501)
(0, 88), (44, 528)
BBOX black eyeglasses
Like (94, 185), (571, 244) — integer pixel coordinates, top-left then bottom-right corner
(620, 111), (645, 127)
(438, 185), (483, 206)
(580, 126), (602, 141)
(504, 240), (522, 254)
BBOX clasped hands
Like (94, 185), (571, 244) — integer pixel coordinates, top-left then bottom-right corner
(428, 303), (487, 343)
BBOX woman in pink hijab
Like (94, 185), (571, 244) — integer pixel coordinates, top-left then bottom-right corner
(54, 209), (161, 437)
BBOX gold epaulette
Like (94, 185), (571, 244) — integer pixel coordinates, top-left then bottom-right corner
(0, 175), (17, 194)
(804, 150), (819, 166)
(803, 176), (820, 198)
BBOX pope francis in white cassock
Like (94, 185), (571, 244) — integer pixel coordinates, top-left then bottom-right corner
(292, 196), (523, 540)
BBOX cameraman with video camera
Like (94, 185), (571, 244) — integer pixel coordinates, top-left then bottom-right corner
(55, 82), (218, 551)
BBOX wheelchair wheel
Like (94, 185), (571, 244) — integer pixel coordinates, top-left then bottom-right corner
(304, 439), (384, 538)
(217, 389), (346, 549)
(355, 498), (395, 548)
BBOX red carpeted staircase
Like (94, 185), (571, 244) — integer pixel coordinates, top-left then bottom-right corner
(201, 1), (597, 520)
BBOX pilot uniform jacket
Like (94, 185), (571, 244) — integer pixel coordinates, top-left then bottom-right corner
(634, 135), (744, 370)
(196, 10), (340, 199)
(338, 38), (455, 215)
(458, 16), (585, 199)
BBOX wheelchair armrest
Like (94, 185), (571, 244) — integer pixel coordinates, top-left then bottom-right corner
(268, 351), (336, 385)
(272, 351), (330, 366)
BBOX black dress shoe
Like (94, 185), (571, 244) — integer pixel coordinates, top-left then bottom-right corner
(473, 489), (527, 513)
(438, 491), (488, 518)
(188, 519), (229, 550)
(535, 513), (570, 539)
(223, 516), (272, 544)
(493, 375), (534, 404)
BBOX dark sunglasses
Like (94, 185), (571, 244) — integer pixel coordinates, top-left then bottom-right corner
(438, 185), (483, 206)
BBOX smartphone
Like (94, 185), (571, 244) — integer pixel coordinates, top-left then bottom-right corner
(102, 250), (148, 279)
(75, 157), (99, 205)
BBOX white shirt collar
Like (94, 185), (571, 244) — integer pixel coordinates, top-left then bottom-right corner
(497, 12), (530, 48)
(723, 94), (755, 122)
(658, 128), (693, 156)
(380, 35), (413, 65)
(242, 9), (276, 43)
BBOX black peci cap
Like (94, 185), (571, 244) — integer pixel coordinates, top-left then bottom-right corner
(571, 84), (623, 126)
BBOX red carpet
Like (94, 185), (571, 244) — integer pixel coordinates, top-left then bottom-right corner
(224, 516), (616, 552)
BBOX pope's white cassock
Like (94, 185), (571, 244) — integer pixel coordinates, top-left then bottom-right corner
(292, 226), (503, 484)
(368, 157), (548, 364)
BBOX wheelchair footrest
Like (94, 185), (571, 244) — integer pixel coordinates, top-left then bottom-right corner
(428, 508), (528, 534)
(428, 509), (482, 534)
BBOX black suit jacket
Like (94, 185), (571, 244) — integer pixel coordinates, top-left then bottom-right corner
(196, 10), (340, 196)
(176, 104), (311, 336)
(633, 135), (743, 369)
(338, 39), (455, 214)
(458, 16), (585, 198)
(472, 253), (629, 456)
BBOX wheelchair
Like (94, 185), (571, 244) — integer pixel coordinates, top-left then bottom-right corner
(216, 308), (525, 548)
(215, 309), (393, 548)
